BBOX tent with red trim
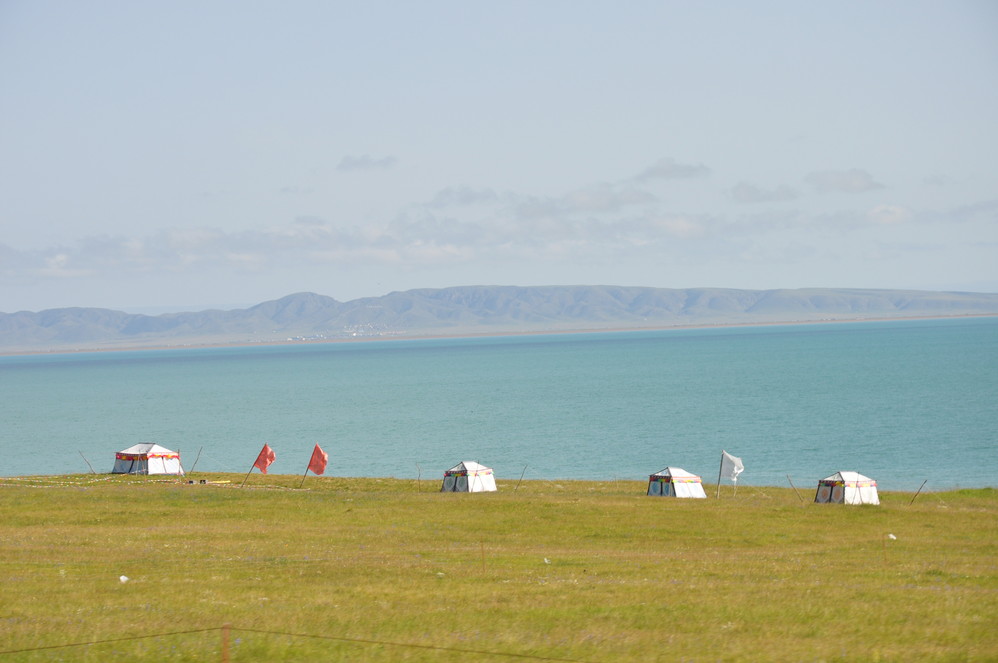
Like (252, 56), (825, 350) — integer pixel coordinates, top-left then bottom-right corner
(814, 471), (879, 505)
(441, 461), (497, 493)
(112, 443), (184, 475)
(647, 467), (707, 498)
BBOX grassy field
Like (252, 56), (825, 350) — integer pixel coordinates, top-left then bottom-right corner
(0, 474), (995, 662)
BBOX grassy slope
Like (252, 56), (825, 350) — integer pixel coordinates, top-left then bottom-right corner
(0, 475), (995, 662)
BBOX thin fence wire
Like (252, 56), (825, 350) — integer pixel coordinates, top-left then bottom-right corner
(0, 628), (218, 655)
(0, 625), (598, 662)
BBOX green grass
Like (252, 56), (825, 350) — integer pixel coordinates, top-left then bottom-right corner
(1, 475), (995, 661)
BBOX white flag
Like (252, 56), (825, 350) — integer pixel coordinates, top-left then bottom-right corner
(721, 451), (744, 483)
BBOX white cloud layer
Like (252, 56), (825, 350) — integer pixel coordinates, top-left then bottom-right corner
(731, 182), (799, 204)
(867, 205), (911, 225)
(1, 170), (988, 289)
(805, 169), (884, 194)
(632, 158), (711, 182)
(336, 155), (398, 172)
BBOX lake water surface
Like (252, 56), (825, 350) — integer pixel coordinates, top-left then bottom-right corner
(2, 317), (995, 491)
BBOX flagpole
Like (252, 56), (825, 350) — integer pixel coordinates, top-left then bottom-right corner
(300, 443), (326, 489)
(244, 443), (276, 486)
(715, 452), (724, 499)
(299, 444), (315, 488)
(240, 462), (255, 487)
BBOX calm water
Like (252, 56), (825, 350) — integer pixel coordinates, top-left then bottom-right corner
(1, 318), (996, 490)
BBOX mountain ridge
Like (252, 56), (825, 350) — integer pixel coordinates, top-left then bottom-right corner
(2, 285), (997, 352)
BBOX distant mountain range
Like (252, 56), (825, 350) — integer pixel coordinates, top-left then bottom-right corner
(2, 286), (997, 352)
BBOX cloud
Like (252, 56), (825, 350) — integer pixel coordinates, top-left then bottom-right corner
(428, 186), (501, 208)
(0, 243), (33, 275)
(9, 153), (971, 294)
(278, 185), (314, 195)
(336, 154), (398, 171)
(560, 184), (658, 213)
(488, 184), (656, 220)
(425, 182), (657, 220)
(386, 211), (491, 250)
(730, 182), (798, 203)
(632, 158), (711, 181)
(0, 158), (730, 289)
(805, 169), (884, 193)
(948, 199), (998, 224)
(721, 210), (809, 235)
(37, 253), (95, 278)
(644, 215), (706, 239)
(867, 204), (911, 225)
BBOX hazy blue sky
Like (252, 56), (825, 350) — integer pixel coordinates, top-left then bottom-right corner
(2, 1), (996, 313)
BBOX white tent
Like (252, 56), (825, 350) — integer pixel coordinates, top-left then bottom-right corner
(441, 461), (497, 493)
(647, 467), (707, 498)
(112, 443), (184, 475)
(814, 471), (879, 505)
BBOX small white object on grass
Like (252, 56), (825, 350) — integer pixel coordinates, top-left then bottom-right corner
(888, 533), (897, 540)
(119, 575), (129, 583)
(543, 558), (551, 564)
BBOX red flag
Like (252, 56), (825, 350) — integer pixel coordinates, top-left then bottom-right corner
(307, 444), (328, 476)
(253, 444), (276, 474)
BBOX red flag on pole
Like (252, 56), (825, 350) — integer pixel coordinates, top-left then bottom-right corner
(253, 444), (276, 474)
(307, 444), (328, 476)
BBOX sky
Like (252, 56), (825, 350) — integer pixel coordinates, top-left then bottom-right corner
(1, 1), (996, 313)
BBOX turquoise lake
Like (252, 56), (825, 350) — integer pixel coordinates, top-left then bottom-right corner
(1, 317), (995, 490)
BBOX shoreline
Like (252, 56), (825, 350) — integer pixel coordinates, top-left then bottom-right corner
(1, 473), (993, 493)
(3, 312), (996, 358)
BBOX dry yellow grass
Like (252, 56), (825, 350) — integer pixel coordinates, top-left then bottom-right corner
(0, 474), (995, 661)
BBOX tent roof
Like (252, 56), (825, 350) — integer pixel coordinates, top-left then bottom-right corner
(820, 471), (875, 483)
(117, 443), (177, 455)
(649, 466), (700, 479)
(445, 461), (492, 473)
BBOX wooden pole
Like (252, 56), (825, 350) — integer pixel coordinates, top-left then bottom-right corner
(514, 465), (528, 492)
(79, 451), (96, 474)
(787, 474), (805, 503)
(188, 447), (204, 474)
(715, 452), (723, 499)
(298, 465), (310, 489)
(908, 479), (928, 506)
(176, 448), (187, 481)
